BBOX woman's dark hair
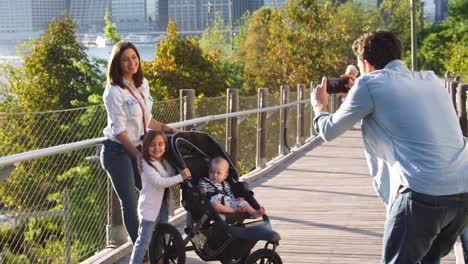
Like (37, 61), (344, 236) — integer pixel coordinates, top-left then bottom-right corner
(106, 41), (144, 88)
(352, 30), (403, 70)
(142, 130), (168, 168)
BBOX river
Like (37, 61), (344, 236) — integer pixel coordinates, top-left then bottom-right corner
(0, 42), (158, 62)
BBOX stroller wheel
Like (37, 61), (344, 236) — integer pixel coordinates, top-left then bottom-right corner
(149, 223), (186, 264)
(244, 248), (282, 264)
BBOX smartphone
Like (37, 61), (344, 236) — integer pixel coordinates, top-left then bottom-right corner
(327, 78), (349, 94)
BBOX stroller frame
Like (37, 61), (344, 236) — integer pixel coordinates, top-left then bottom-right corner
(148, 131), (282, 264)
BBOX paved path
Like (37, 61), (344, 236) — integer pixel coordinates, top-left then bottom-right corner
(118, 129), (456, 263)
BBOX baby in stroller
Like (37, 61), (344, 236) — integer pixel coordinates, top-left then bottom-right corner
(199, 157), (266, 218)
(149, 131), (282, 264)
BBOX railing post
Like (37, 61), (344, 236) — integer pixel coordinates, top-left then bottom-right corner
(461, 230), (468, 263)
(226, 88), (239, 162)
(457, 84), (468, 137)
(445, 71), (451, 90)
(180, 89), (196, 131)
(256, 88), (268, 169)
(107, 181), (127, 246)
(279, 85), (290, 156)
(63, 189), (71, 264)
(310, 81), (317, 136)
(449, 78), (460, 111)
(296, 84), (306, 146)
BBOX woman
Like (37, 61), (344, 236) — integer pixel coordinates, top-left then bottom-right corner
(100, 41), (177, 243)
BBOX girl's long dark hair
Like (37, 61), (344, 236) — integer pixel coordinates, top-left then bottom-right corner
(142, 130), (168, 171)
(106, 41), (144, 88)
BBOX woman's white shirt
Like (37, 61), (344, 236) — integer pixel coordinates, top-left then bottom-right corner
(103, 78), (153, 146)
(138, 159), (183, 221)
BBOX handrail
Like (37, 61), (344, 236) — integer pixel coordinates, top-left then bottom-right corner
(0, 99), (310, 168)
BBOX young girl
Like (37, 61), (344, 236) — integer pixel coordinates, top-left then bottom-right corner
(130, 130), (191, 264)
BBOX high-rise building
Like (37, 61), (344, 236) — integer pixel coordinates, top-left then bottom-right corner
(433, 0), (448, 23)
(0, 0), (33, 33)
(158, 0), (264, 33)
(70, 0), (108, 33)
(232, 0), (249, 25)
(248, 0), (264, 10)
(263, 0), (285, 8)
(112, 0), (149, 32)
(202, 0), (230, 29)
(32, 0), (66, 31)
(158, 0), (169, 31)
(167, 0), (203, 32)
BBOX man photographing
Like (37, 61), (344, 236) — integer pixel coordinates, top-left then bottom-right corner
(312, 30), (468, 263)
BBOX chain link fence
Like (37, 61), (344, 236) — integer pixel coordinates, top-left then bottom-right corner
(0, 88), (314, 263)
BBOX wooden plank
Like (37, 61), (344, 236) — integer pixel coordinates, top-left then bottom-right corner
(115, 129), (456, 263)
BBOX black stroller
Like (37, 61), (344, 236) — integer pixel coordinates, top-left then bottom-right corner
(148, 131), (282, 264)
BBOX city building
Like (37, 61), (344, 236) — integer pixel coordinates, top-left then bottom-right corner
(0, 0), (33, 34)
(32, 0), (66, 31)
(70, 0), (109, 33)
(159, 0), (264, 33)
(433, 0), (448, 23)
(111, 0), (151, 32)
(158, 0), (169, 31)
(168, 0), (204, 32)
(263, 0), (286, 8)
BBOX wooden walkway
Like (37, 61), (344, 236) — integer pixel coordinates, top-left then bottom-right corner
(118, 129), (457, 263)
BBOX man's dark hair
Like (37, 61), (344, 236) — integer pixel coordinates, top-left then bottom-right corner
(352, 30), (403, 70)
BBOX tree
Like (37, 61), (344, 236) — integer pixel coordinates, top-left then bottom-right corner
(237, 0), (344, 94)
(418, 0), (468, 78)
(143, 19), (227, 99)
(236, 7), (279, 94)
(333, 1), (383, 67)
(103, 9), (122, 44)
(200, 12), (245, 91)
(200, 12), (231, 60)
(0, 16), (107, 262)
(2, 16), (103, 112)
(378, 0), (419, 63)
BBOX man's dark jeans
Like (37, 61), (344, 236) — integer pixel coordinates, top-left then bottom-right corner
(382, 187), (468, 264)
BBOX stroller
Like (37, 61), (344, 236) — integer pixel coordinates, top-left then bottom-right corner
(148, 131), (282, 264)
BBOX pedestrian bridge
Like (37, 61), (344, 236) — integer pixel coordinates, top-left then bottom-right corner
(0, 78), (466, 263)
(111, 129), (459, 264)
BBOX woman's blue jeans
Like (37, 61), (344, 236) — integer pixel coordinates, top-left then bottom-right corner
(382, 187), (468, 264)
(100, 139), (142, 243)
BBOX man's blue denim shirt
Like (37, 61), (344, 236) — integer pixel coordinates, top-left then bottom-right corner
(314, 60), (468, 205)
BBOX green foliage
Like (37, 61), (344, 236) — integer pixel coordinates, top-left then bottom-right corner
(237, 0), (344, 94)
(103, 9), (122, 44)
(1, 16), (103, 112)
(334, 1), (383, 66)
(0, 16), (107, 262)
(237, 7), (277, 94)
(418, 0), (468, 78)
(378, 0), (420, 64)
(200, 12), (231, 60)
(143, 19), (228, 99)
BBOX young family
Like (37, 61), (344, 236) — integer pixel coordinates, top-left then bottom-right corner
(100, 41), (265, 264)
(100, 29), (467, 264)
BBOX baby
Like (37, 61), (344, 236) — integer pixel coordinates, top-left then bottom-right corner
(199, 157), (265, 218)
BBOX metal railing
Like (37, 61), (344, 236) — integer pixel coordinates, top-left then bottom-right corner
(0, 84), (321, 263)
(444, 73), (468, 263)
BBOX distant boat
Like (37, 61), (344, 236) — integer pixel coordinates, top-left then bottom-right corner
(95, 36), (110, 48)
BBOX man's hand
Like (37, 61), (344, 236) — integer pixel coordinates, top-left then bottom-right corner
(312, 77), (329, 115)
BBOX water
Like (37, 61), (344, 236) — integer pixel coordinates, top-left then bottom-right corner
(0, 43), (157, 63)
